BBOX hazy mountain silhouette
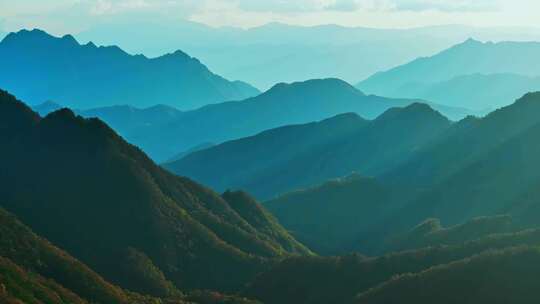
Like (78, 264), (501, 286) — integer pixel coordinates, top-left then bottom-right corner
(33, 100), (63, 116)
(166, 142), (216, 163)
(28, 78), (471, 162)
(166, 103), (451, 199)
(0, 89), (310, 296)
(83, 78), (468, 161)
(0, 29), (259, 110)
(358, 39), (540, 110)
(378, 73), (540, 111)
(78, 21), (540, 89)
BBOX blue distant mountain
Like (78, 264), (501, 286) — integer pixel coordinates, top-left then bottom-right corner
(0, 29), (259, 110)
(46, 78), (470, 162)
(165, 103), (451, 199)
(358, 39), (540, 110)
(78, 22), (540, 89)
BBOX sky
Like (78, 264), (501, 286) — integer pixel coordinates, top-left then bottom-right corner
(1, 0), (540, 35)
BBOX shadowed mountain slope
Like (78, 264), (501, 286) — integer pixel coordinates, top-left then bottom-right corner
(0, 89), (309, 296)
(166, 102), (451, 199)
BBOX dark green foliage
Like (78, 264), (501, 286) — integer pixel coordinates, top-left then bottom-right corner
(222, 191), (312, 255)
(381, 92), (540, 232)
(246, 229), (540, 304)
(185, 290), (261, 304)
(0, 256), (88, 304)
(276, 92), (540, 255)
(264, 175), (405, 254)
(0, 90), (309, 295)
(167, 102), (450, 199)
(0, 208), (130, 304)
(0, 29), (259, 110)
(356, 246), (540, 304)
(119, 247), (180, 298)
(389, 215), (515, 251)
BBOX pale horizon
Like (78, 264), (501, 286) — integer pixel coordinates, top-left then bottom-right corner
(2, 0), (540, 36)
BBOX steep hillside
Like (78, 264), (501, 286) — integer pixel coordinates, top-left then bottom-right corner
(264, 175), (403, 254)
(381, 92), (540, 232)
(0, 89), (309, 296)
(0, 208), (133, 303)
(388, 215), (515, 252)
(0, 29), (259, 110)
(246, 229), (540, 304)
(0, 256), (89, 304)
(356, 246), (540, 304)
(165, 113), (370, 198)
(166, 103), (451, 198)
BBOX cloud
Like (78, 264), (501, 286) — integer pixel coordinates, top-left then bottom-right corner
(325, 0), (392, 11)
(324, 0), (500, 12)
(393, 0), (500, 12)
(235, 0), (331, 13)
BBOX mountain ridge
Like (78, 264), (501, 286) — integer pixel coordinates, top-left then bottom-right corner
(166, 102), (451, 199)
(0, 29), (259, 110)
(0, 89), (310, 296)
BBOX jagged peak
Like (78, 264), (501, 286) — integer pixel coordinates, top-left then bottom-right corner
(43, 107), (78, 121)
(157, 49), (192, 61)
(1, 28), (79, 47)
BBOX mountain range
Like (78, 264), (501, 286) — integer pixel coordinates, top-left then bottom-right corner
(0, 89), (310, 298)
(252, 92), (540, 255)
(32, 78), (471, 162)
(165, 103), (451, 199)
(358, 39), (540, 110)
(4, 84), (540, 303)
(0, 29), (259, 110)
(77, 21), (540, 89)
(5, 21), (540, 304)
(246, 227), (540, 304)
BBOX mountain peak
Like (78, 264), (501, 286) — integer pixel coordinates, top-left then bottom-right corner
(43, 107), (77, 121)
(265, 78), (361, 97)
(376, 102), (448, 124)
(463, 37), (482, 45)
(61, 34), (78, 44)
(1, 28), (82, 52)
(2, 28), (48, 43)
(0, 29), (260, 110)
